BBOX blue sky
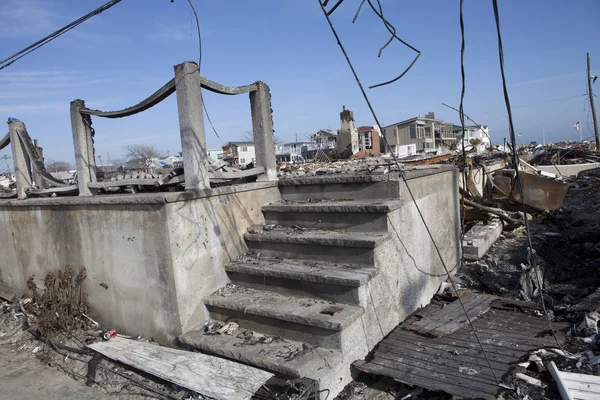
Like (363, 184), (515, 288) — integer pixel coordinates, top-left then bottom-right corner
(0, 0), (598, 166)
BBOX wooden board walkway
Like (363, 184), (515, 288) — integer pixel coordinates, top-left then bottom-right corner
(406, 293), (497, 337)
(355, 299), (569, 399)
(88, 337), (273, 400)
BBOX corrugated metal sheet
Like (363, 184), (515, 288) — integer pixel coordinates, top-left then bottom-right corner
(354, 305), (568, 399)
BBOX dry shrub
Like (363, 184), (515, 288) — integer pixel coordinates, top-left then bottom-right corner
(26, 265), (90, 336)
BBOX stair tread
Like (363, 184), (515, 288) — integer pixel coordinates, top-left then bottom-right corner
(226, 258), (376, 287)
(205, 285), (364, 331)
(244, 229), (391, 248)
(262, 199), (401, 213)
(179, 328), (342, 379)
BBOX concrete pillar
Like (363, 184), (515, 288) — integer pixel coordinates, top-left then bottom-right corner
(7, 120), (32, 199)
(32, 139), (44, 189)
(70, 100), (93, 196)
(250, 81), (277, 181)
(174, 61), (211, 192)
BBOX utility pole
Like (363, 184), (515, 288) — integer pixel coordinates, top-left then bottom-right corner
(587, 53), (599, 150)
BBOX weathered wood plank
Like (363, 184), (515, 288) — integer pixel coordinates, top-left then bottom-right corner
(406, 293), (497, 337)
(88, 337), (272, 400)
(354, 359), (498, 400)
(373, 349), (505, 383)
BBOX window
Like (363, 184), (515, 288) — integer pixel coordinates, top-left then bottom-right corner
(240, 158), (245, 164)
(241, 146), (248, 152)
(393, 128), (397, 137)
(409, 125), (416, 139)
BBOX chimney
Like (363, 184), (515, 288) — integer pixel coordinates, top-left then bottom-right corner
(425, 111), (436, 119)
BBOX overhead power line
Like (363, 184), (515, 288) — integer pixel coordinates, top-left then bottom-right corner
(0, 0), (123, 71)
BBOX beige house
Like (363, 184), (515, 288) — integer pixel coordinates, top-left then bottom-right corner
(383, 112), (455, 153)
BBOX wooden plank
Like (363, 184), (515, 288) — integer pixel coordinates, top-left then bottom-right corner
(548, 361), (575, 400)
(373, 349), (505, 383)
(88, 337), (272, 400)
(377, 340), (511, 372)
(562, 373), (600, 386)
(430, 296), (497, 337)
(354, 359), (498, 400)
(406, 293), (497, 337)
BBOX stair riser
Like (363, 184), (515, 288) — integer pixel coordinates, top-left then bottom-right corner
(206, 305), (343, 349)
(246, 241), (375, 265)
(227, 272), (361, 305)
(280, 181), (399, 201)
(263, 211), (388, 232)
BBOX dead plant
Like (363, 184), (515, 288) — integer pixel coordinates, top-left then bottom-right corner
(26, 265), (91, 336)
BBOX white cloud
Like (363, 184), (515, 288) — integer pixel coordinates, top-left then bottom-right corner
(0, 0), (61, 38)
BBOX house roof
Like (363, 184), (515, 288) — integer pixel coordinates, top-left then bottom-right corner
(224, 141), (254, 146)
(383, 116), (444, 129)
(357, 126), (376, 132)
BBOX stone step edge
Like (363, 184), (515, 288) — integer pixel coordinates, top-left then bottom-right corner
(244, 231), (392, 248)
(225, 261), (377, 287)
(204, 290), (364, 331)
(278, 173), (399, 186)
(178, 331), (342, 380)
(261, 199), (401, 214)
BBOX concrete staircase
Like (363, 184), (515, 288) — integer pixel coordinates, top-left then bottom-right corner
(179, 174), (451, 398)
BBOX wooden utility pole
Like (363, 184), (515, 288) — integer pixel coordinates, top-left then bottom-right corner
(587, 53), (599, 150)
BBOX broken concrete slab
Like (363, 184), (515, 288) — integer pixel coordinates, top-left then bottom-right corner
(462, 218), (503, 261)
(179, 328), (342, 380)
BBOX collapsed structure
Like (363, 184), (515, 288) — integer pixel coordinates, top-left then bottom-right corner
(0, 61), (461, 398)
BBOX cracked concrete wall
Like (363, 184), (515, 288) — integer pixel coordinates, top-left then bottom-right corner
(0, 183), (281, 344)
(165, 185), (281, 335)
(0, 203), (180, 344)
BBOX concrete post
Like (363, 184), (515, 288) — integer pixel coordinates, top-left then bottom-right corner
(32, 139), (44, 189)
(7, 120), (32, 199)
(174, 61), (211, 192)
(70, 100), (93, 196)
(249, 82), (277, 181)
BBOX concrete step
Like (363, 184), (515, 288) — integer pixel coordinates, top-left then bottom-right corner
(226, 258), (377, 304)
(262, 199), (401, 232)
(244, 228), (392, 265)
(279, 174), (400, 201)
(179, 328), (342, 380)
(204, 285), (364, 348)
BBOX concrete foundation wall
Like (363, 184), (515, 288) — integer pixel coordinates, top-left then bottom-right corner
(0, 183), (281, 344)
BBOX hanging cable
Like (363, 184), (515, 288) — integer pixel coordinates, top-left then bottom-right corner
(326, 0), (421, 89)
(317, 0), (500, 384)
(0, 0), (123, 71)
(182, 0), (222, 141)
(491, 0), (563, 350)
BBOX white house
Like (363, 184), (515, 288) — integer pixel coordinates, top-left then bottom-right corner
(219, 142), (256, 167)
(452, 125), (491, 151)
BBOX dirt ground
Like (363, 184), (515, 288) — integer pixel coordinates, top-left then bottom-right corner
(0, 299), (206, 400)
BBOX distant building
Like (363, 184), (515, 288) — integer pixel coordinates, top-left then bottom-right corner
(337, 106), (359, 155)
(452, 125), (490, 151)
(357, 125), (383, 155)
(220, 142), (255, 167)
(383, 112), (456, 153)
(310, 129), (337, 149)
(275, 142), (311, 163)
